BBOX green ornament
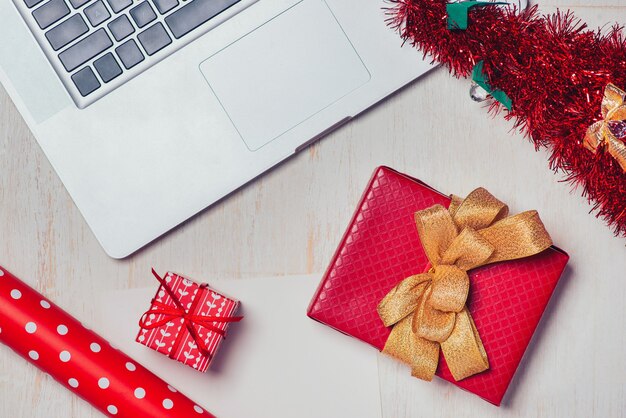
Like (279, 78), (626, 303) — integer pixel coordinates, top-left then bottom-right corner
(446, 1), (507, 30)
(471, 61), (512, 110)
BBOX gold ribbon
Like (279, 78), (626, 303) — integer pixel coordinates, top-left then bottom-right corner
(377, 188), (553, 382)
(583, 83), (626, 171)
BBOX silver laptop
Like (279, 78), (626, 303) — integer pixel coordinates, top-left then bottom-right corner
(0, 0), (434, 258)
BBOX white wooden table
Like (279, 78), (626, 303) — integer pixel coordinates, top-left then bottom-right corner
(1, 2), (625, 417)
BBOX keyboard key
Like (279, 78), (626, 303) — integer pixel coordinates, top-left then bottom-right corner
(94, 52), (122, 82)
(32, 0), (71, 29)
(151, 0), (178, 15)
(58, 28), (112, 72)
(129, 1), (156, 28)
(84, 0), (110, 27)
(45, 14), (88, 51)
(71, 66), (100, 96)
(105, 0), (131, 13)
(137, 22), (171, 56)
(115, 39), (144, 69)
(108, 15), (134, 42)
(68, 0), (91, 9)
(165, 0), (239, 39)
(24, 0), (44, 9)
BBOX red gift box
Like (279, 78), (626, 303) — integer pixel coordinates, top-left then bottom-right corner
(307, 167), (569, 405)
(137, 271), (240, 372)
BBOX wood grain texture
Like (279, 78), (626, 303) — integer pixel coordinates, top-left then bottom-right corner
(1, 2), (625, 417)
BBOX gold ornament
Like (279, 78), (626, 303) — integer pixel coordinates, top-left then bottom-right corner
(584, 83), (626, 172)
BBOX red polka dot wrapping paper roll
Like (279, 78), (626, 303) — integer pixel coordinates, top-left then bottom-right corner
(0, 266), (214, 418)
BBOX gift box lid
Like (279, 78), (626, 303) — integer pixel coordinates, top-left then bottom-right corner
(307, 166), (569, 405)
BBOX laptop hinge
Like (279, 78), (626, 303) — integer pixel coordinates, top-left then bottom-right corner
(295, 116), (353, 153)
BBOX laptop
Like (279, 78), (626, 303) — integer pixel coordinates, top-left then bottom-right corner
(0, 0), (434, 258)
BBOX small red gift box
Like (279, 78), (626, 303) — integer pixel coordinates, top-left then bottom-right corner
(137, 270), (241, 372)
(307, 167), (569, 405)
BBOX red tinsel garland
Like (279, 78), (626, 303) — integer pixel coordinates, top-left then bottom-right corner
(389, 0), (626, 236)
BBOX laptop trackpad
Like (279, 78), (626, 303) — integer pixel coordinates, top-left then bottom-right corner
(199, 0), (371, 151)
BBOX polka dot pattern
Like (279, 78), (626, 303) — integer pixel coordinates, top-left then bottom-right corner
(98, 377), (110, 389)
(59, 350), (71, 362)
(0, 267), (216, 417)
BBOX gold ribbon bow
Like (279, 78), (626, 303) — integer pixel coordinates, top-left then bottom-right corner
(583, 83), (626, 171)
(377, 188), (553, 382)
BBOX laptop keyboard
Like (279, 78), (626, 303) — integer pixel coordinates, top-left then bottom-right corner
(16, 0), (244, 107)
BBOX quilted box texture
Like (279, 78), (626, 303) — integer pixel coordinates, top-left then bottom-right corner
(307, 166), (569, 405)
